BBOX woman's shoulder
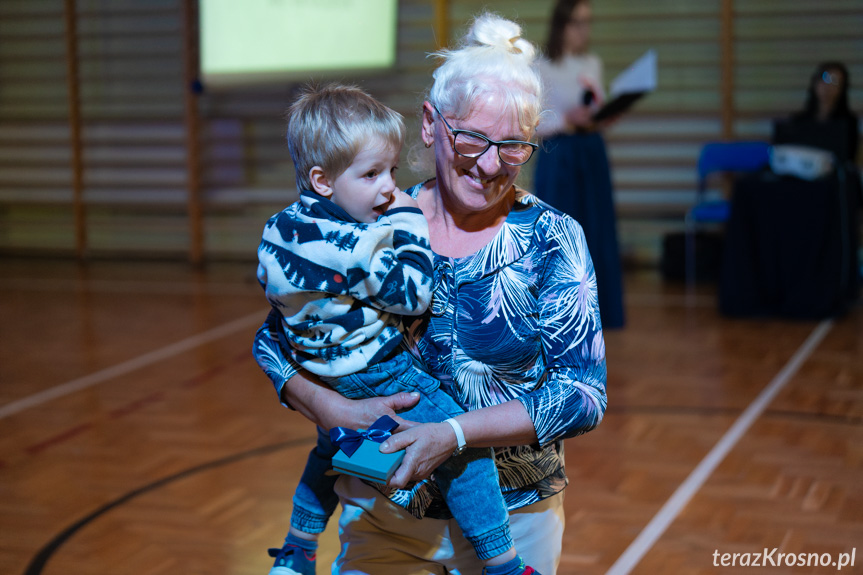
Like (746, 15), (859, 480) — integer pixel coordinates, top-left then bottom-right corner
(514, 186), (565, 216)
(404, 179), (433, 199)
(512, 187), (584, 235)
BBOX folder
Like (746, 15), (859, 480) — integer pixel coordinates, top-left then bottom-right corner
(592, 49), (657, 122)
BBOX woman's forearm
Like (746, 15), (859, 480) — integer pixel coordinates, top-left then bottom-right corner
(280, 370), (351, 429)
(453, 400), (539, 449)
(282, 370), (423, 432)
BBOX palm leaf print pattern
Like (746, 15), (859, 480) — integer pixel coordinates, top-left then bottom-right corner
(392, 185), (607, 517)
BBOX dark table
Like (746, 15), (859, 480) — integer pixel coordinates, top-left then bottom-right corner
(719, 169), (860, 319)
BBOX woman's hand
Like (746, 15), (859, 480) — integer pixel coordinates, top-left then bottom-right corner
(565, 74), (605, 130)
(380, 421), (457, 489)
(281, 371), (421, 431)
(345, 393), (423, 432)
(580, 74), (605, 108)
(378, 400), (539, 489)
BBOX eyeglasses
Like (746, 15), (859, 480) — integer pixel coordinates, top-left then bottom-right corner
(432, 104), (538, 166)
(820, 71), (843, 87)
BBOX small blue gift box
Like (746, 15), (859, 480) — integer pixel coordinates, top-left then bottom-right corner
(330, 415), (405, 483)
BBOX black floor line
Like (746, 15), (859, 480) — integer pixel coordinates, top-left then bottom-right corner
(23, 438), (312, 575)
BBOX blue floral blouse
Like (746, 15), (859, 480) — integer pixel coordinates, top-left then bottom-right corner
(253, 182), (607, 518)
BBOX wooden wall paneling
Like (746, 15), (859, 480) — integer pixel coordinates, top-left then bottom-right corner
(194, 0), (443, 260)
(731, 1), (863, 257)
(733, 1), (863, 133)
(0, 0), (75, 254)
(720, 0), (734, 139)
(1, 0), (861, 262)
(74, 0), (189, 258)
(182, 0), (203, 265)
(63, 0), (86, 258)
(433, 0), (449, 49)
(591, 2), (724, 264)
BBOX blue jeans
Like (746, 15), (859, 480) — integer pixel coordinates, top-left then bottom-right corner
(291, 351), (513, 560)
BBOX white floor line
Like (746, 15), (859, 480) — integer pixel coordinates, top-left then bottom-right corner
(0, 310), (266, 421)
(605, 318), (834, 575)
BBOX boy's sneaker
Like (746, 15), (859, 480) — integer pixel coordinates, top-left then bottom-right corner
(481, 565), (539, 575)
(267, 544), (316, 575)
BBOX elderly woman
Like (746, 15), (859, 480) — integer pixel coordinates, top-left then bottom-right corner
(254, 12), (607, 575)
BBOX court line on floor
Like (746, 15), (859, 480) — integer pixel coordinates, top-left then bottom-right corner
(0, 311), (265, 421)
(23, 438), (311, 575)
(605, 318), (834, 575)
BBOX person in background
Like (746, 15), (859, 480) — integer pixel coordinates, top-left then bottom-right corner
(533, 0), (625, 329)
(792, 62), (860, 287)
(254, 12), (607, 575)
(792, 61), (858, 163)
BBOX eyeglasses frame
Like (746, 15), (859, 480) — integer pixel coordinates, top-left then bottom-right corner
(820, 71), (843, 88)
(431, 104), (538, 166)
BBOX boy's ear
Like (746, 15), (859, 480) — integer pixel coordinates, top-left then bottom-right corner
(308, 166), (332, 197)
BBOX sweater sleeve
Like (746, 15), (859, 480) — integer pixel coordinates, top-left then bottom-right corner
(353, 206), (434, 316)
(252, 308), (301, 406)
(515, 213), (607, 445)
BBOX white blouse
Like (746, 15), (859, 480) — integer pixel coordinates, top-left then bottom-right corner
(536, 53), (605, 138)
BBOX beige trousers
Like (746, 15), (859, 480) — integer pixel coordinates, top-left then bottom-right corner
(332, 475), (565, 575)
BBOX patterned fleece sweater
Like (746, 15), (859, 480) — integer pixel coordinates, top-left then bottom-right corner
(257, 190), (433, 377)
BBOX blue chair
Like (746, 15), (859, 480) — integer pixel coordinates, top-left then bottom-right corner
(685, 141), (771, 286)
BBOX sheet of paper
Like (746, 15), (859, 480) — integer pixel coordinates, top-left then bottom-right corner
(609, 49), (657, 98)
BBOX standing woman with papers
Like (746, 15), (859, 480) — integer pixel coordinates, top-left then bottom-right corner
(534, 0), (625, 328)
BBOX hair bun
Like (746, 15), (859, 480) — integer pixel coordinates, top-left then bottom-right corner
(468, 13), (536, 59)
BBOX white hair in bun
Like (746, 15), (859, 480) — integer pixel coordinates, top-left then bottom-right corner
(469, 12), (537, 59)
(426, 12), (542, 135)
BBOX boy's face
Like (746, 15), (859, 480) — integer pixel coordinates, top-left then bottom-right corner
(314, 139), (401, 223)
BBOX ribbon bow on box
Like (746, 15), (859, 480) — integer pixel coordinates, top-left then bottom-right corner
(330, 415), (399, 457)
(330, 415), (405, 483)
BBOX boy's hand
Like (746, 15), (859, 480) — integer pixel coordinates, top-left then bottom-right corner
(386, 188), (419, 211)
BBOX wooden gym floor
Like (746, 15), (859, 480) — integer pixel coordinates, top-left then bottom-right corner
(1, 257), (860, 575)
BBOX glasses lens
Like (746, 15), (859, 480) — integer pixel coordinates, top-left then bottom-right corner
(450, 125), (535, 166)
(499, 144), (534, 165)
(453, 132), (490, 157)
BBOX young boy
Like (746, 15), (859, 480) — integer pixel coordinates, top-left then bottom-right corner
(257, 83), (541, 575)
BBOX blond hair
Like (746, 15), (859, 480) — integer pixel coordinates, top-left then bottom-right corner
(286, 83), (405, 192)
